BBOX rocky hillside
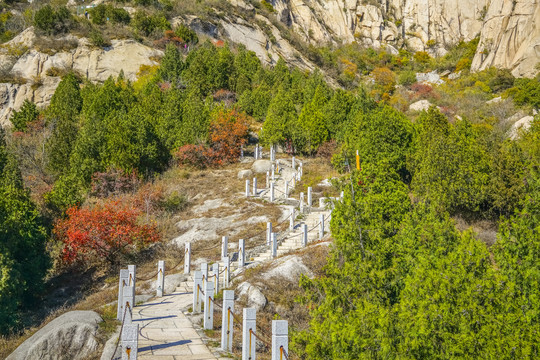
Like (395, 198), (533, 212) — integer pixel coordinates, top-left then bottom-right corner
(0, 0), (538, 126)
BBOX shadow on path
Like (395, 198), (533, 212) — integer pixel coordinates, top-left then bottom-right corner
(139, 340), (192, 352)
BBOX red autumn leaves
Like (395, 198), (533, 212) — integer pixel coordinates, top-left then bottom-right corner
(55, 201), (159, 266)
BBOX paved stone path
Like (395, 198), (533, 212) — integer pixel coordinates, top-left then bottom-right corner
(109, 156), (331, 359)
(133, 275), (221, 360)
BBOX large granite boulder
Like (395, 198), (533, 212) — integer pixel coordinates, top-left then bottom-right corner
(7, 311), (102, 360)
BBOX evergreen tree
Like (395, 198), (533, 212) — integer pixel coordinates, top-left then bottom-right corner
(260, 86), (296, 150)
(297, 84), (330, 154)
(10, 100), (39, 132)
(158, 43), (184, 82)
(46, 74), (82, 176)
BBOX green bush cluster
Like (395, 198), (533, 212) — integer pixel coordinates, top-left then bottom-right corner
(33, 5), (73, 35)
(88, 4), (130, 26)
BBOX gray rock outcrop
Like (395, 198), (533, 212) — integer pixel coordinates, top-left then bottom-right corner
(251, 160), (272, 174)
(409, 99), (433, 112)
(237, 281), (267, 310)
(7, 310), (102, 360)
(262, 255), (313, 282)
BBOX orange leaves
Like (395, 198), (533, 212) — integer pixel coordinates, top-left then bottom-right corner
(176, 109), (249, 168)
(54, 200), (159, 266)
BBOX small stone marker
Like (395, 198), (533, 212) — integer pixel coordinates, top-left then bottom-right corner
(270, 182), (275, 202)
(121, 323), (138, 360)
(212, 263), (220, 295)
(266, 222), (272, 246)
(302, 223), (308, 247)
(156, 260), (165, 297)
(238, 239), (245, 267)
(245, 179), (250, 197)
(221, 290), (235, 352)
(307, 187), (312, 207)
(222, 236), (229, 260)
(271, 232), (277, 258)
(253, 177), (257, 196)
(289, 207), (295, 230)
(184, 242), (191, 274)
(319, 214), (325, 239)
(242, 308), (257, 360)
(193, 270), (203, 313)
(204, 280), (214, 330)
(117, 269), (129, 320)
(223, 256), (230, 288)
(271, 320), (288, 360)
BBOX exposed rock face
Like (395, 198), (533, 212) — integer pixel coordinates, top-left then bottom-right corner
(471, 0), (540, 78)
(508, 115), (535, 139)
(264, 0), (538, 77)
(0, 27), (162, 126)
(7, 311), (102, 360)
(262, 254), (313, 282)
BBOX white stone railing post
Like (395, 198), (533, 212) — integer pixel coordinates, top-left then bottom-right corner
(289, 207), (295, 230)
(271, 320), (288, 360)
(285, 181), (289, 198)
(299, 192), (304, 213)
(201, 262), (208, 291)
(127, 265), (136, 312)
(121, 322), (138, 360)
(121, 285), (134, 322)
(204, 280), (214, 330)
(307, 187), (312, 207)
(224, 256), (231, 288)
(193, 270), (202, 313)
(245, 179), (250, 197)
(319, 214), (325, 239)
(239, 239), (245, 267)
(266, 171), (269, 188)
(292, 156), (295, 169)
(184, 242), (191, 274)
(221, 290), (234, 352)
(270, 182), (275, 202)
(271, 164), (275, 181)
(222, 236), (228, 260)
(156, 260), (165, 297)
(271, 232), (277, 258)
(266, 222), (272, 246)
(302, 223), (308, 247)
(242, 308), (256, 360)
(253, 177), (257, 196)
(212, 263), (219, 295)
(117, 269), (129, 320)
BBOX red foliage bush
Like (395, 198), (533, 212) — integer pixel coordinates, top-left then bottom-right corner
(410, 83), (440, 101)
(55, 200), (160, 266)
(153, 30), (185, 49)
(176, 109), (249, 168)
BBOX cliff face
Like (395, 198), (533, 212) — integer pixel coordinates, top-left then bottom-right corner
(268, 0), (539, 76)
(471, 0), (540, 78)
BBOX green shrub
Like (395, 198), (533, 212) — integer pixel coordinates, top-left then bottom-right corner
(131, 11), (170, 37)
(34, 5), (73, 35)
(398, 70), (416, 86)
(10, 100), (39, 132)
